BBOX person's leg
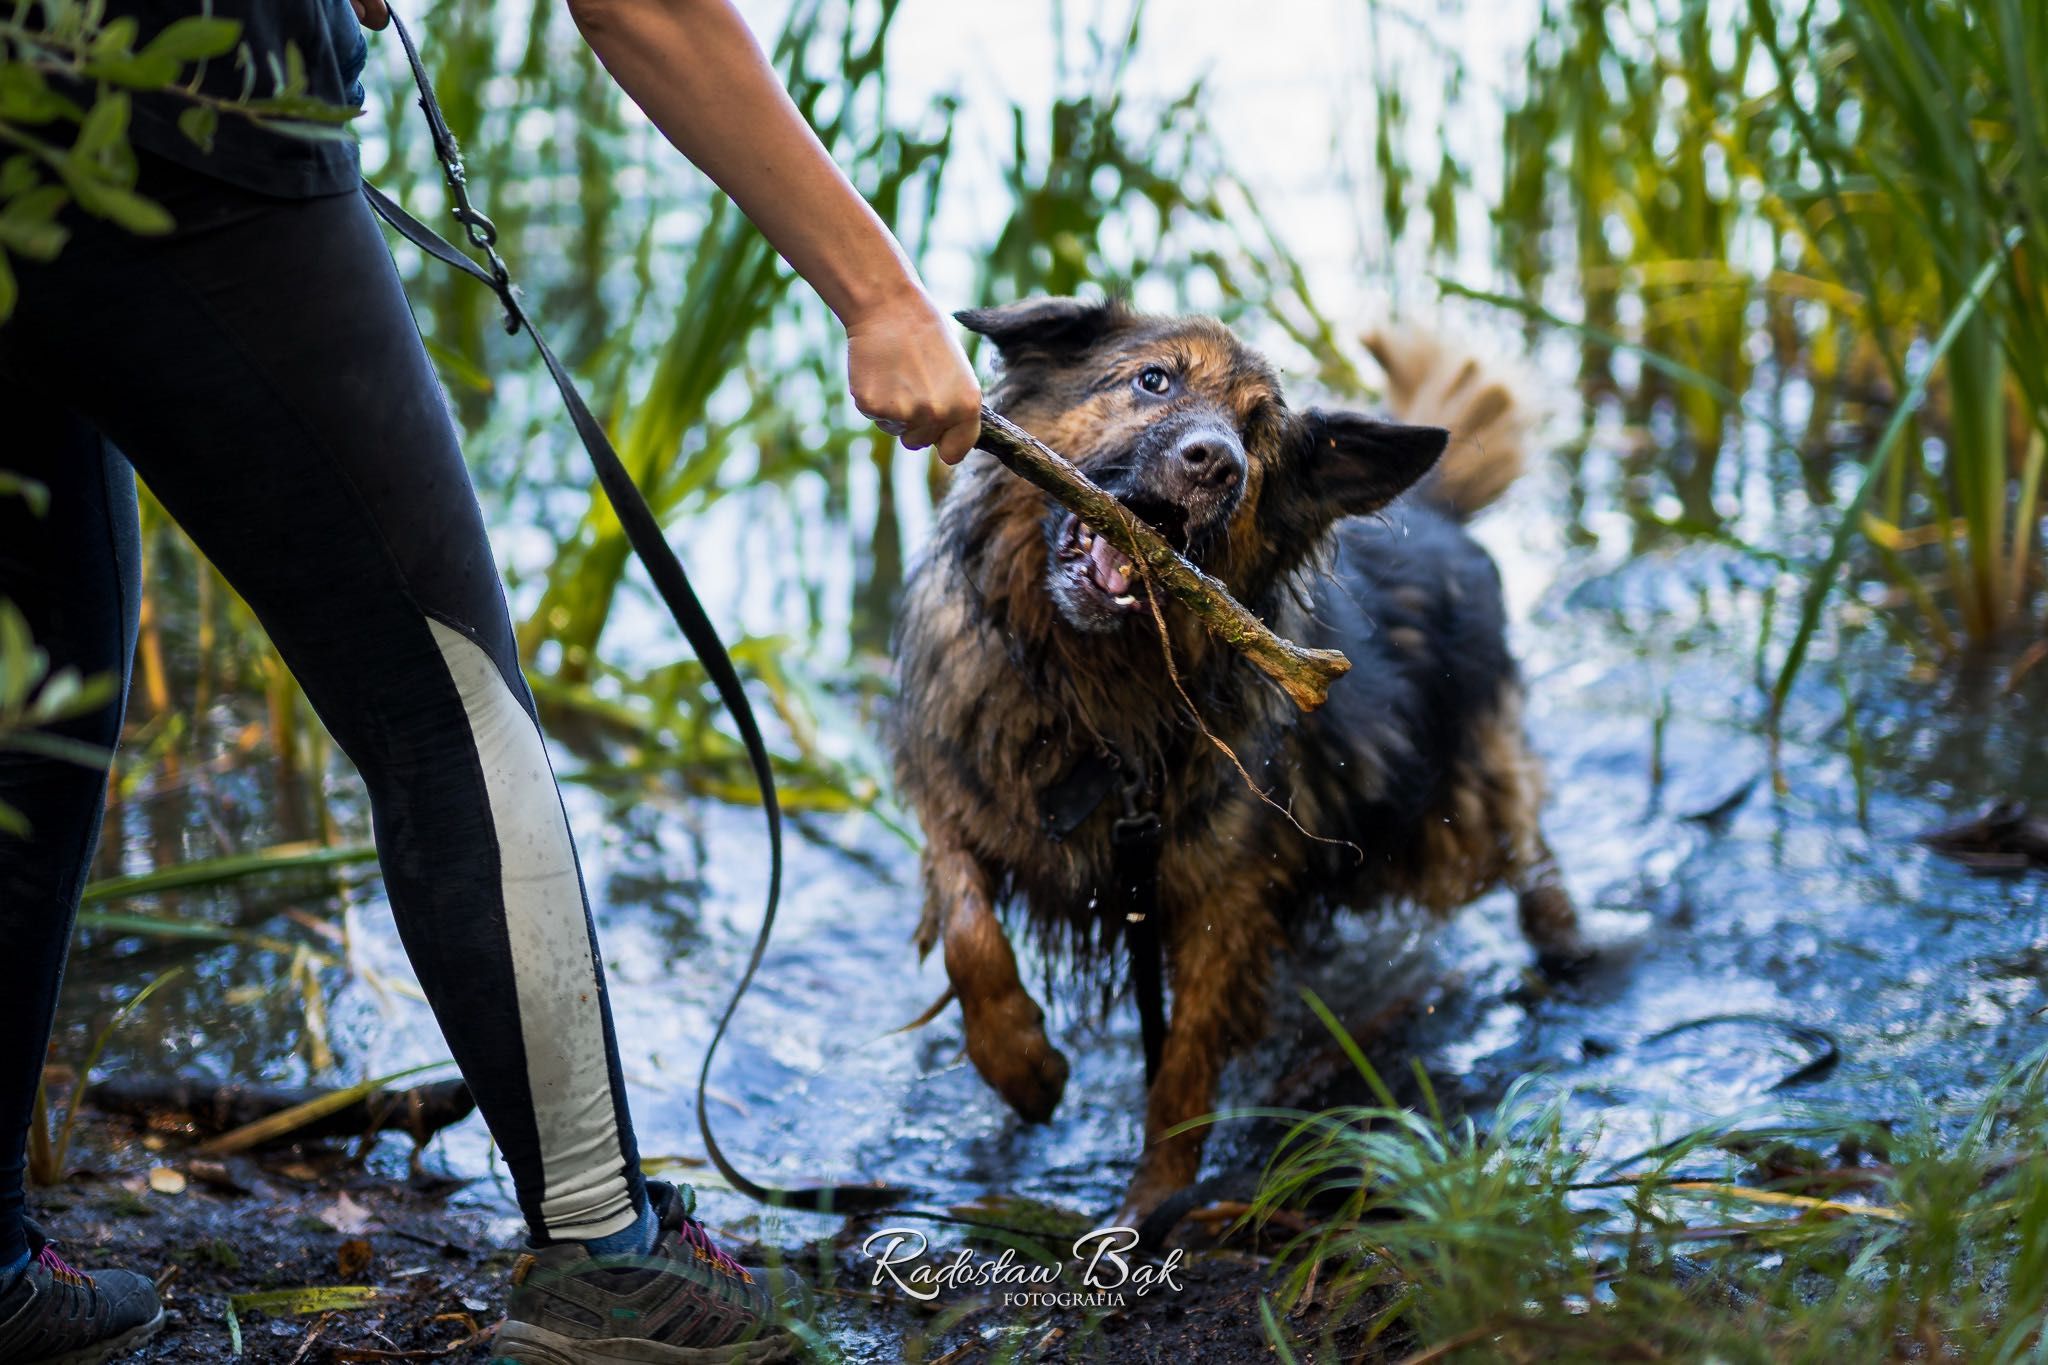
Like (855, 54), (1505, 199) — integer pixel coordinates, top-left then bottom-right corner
(0, 157), (650, 1251)
(0, 390), (165, 1361)
(0, 402), (142, 1285)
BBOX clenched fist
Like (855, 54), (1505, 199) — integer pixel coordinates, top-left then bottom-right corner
(846, 294), (981, 465)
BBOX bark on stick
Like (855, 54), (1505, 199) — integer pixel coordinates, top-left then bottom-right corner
(973, 407), (1352, 712)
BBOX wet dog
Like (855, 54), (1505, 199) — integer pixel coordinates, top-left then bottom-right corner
(889, 298), (1588, 1215)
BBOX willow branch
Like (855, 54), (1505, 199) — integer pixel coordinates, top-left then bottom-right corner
(973, 408), (1351, 712)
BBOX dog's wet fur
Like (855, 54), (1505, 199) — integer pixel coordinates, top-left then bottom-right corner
(889, 297), (1588, 1216)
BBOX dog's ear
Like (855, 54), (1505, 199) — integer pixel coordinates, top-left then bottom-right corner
(955, 297), (1128, 364)
(1297, 409), (1449, 519)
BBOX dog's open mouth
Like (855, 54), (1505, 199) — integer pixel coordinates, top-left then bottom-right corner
(1052, 499), (1191, 615)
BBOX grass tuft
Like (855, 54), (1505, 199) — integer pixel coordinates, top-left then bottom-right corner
(1246, 991), (2048, 1362)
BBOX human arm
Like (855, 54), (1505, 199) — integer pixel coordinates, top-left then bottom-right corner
(354, 0), (979, 461)
(564, 0), (981, 460)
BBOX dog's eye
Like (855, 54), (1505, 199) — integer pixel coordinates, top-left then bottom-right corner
(1134, 365), (1173, 396)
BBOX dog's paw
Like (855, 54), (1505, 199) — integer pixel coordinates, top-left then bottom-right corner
(994, 1040), (1070, 1124)
(1523, 932), (1653, 999)
(1534, 936), (1601, 981)
(1115, 1170), (1187, 1232)
(961, 992), (1069, 1123)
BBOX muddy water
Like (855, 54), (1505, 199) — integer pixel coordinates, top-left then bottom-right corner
(59, 448), (2048, 1249)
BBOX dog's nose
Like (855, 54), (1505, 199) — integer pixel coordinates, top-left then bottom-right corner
(1173, 434), (1244, 489)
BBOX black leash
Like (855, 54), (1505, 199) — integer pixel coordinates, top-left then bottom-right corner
(1110, 761), (1167, 1084)
(1041, 751), (1168, 1083)
(367, 7), (905, 1215)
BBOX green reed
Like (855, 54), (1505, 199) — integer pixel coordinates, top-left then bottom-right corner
(28, 967), (185, 1185)
(1475, 0), (2047, 698)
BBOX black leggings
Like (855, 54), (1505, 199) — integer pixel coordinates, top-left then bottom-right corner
(0, 156), (645, 1266)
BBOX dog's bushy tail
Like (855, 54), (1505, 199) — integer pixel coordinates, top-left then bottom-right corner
(1363, 327), (1533, 520)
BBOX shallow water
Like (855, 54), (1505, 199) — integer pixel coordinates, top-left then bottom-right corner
(58, 441), (2048, 1292)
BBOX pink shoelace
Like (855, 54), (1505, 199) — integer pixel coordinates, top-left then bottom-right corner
(35, 1244), (89, 1290)
(675, 1218), (751, 1283)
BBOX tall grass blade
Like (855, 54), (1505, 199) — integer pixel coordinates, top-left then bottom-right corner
(81, 842), (378, 904)
(1770, 228), (2022, 726)
(33, 967), (185, 1185)
(1260, 1295), (1304, 1363)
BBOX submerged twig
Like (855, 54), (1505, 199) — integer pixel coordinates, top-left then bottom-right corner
(973, 409), (1352, 712)
(94, 1074), (474, 1153)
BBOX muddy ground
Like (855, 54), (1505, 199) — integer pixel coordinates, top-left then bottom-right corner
(30, 1110), (1379, 1364)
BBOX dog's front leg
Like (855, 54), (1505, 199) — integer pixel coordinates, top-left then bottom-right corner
(925, 841), (1069, 1122)
(1122, 890), (1276, 1218)
(1515, 832), (1595, 975)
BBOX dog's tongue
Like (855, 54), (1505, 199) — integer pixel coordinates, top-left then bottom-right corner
(1088, 533), (1132, 597)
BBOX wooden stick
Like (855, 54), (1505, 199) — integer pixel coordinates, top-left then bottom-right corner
(972, 408), (1352, 712)
(93, 1075), (476, 1150)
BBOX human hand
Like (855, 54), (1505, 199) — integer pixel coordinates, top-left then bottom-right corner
(350, 0), (390, 29)
(846, 294), (982, 466)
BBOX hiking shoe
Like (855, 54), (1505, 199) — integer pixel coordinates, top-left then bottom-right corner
(491, 1181), (811, 1364)
(0, 1222), (164, 1365)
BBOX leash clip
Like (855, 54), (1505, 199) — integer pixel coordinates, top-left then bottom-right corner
(397, 16), (518, 331)
(431, 136), (518, 330)
(1110, 754), (1160, 848)
(438, 160), (503, 261)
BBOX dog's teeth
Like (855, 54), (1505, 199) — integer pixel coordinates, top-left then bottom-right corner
(1114, 593), (1137, 606)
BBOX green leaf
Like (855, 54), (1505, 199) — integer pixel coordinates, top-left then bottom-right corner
(64, 175), (173, 235)
(24, 669), (81, 721)
(420, 334), (496, 396)
(0, 155), (41, 199)
(141, 15), (242, 64)
(0, 730), (112, 769)
(0, 248), (14, 326)
(25, 666), (117, 724)
(176, 104), (219, 154)
(84, 52), (184, 89)
(0, 600), (49, 709)
(71, 91), (132, 163)
(227, 1286), (386, 1318)
(0, 186), (74, 260)
(282, 42), (309, 96)
(88, 17), (141, 60)
(237, 93), (361, 126)
(240, 117), (355, 143)
(0, 473), (50, 517)
(0, 64), (69, 123)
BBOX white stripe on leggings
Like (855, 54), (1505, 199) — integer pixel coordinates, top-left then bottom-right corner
(426, 619), (635, 1241)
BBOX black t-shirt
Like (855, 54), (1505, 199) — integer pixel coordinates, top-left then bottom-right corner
(107, 1), (367, 197)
